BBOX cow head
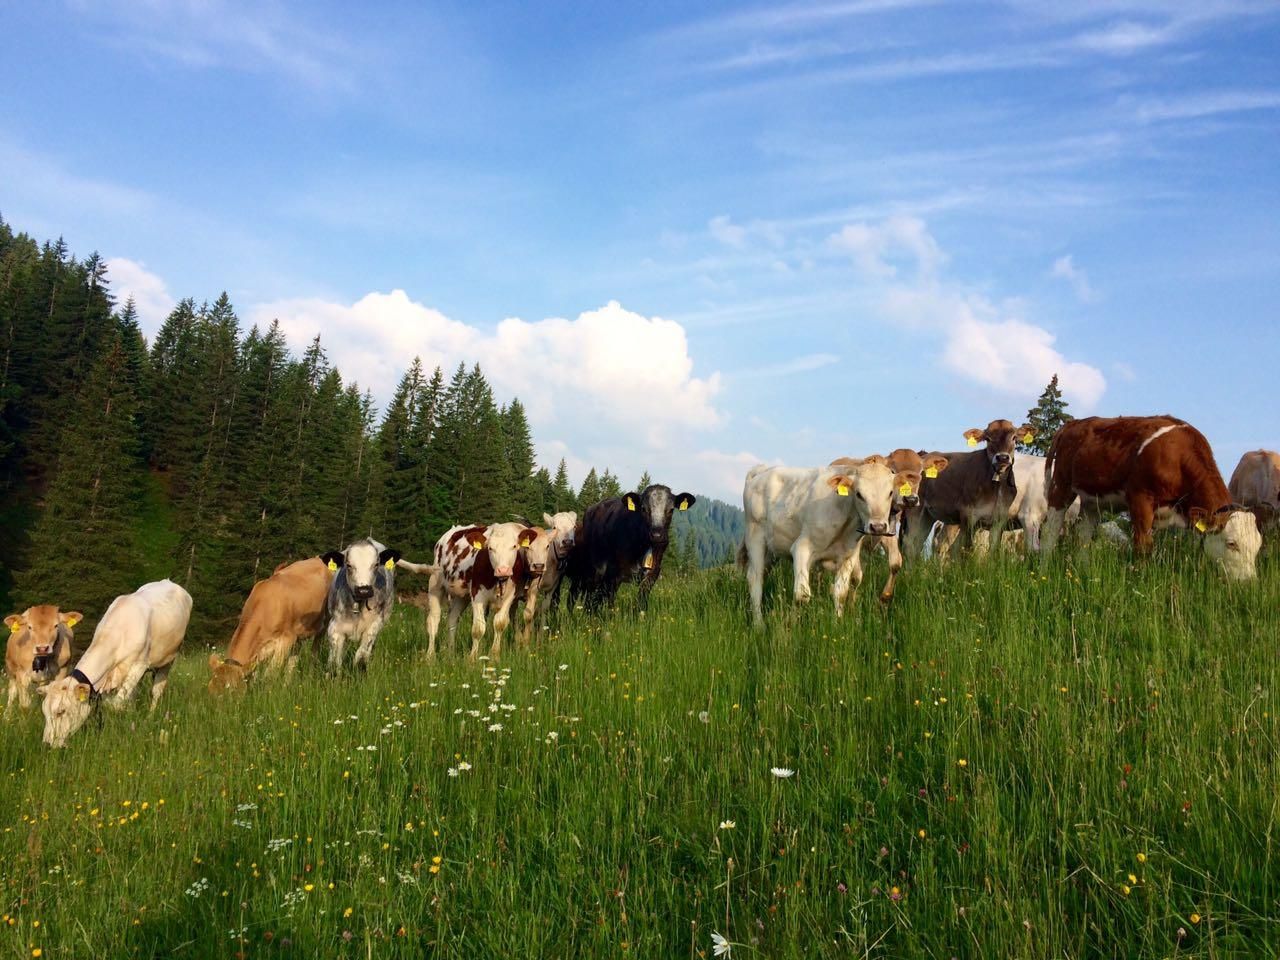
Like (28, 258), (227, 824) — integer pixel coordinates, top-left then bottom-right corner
(1189, 506), (1263, 581)
(40, 674), (95, 748)
(543, 511), (578, 560)
(885, 450), (949, 510)
(207, 653), (248, 695)
(625, 485), (696, 546)
(6, 606), (79, 668)
(481, 523), (542, 582)
(826, 461), (915, 537)
(518, 527), (553, 577)
(321, 540), (401, 605)
(963, 420), (1033, 479)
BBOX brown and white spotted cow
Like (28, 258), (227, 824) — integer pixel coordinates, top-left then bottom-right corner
(414, 521), (540, 659)
(5, 606), (80, 713)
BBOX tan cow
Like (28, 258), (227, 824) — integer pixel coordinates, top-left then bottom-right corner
(5, 606), (81, 713)
(1228, 449), (1280, 530)
(208, 557), (332, 693)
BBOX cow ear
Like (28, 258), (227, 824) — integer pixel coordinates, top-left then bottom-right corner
(5, 614), (21, 633)
(519, 526), (540, 547)
(1019, 424), (1036, 444)
(1187, 507), (1210, 534)
(827, 474), (854, 497)
(963, 428), (984, 448)
(60, 611), (83, 629)
(378, 548), (402, 569)
(543, 512), (555, 527)
(923, 455), (949, 479)
(74, 683), (91, 703)
(676, 493), (696, 511)
(468, 531), (488, 551)
(320, 551), (344, 572)
(625, 493), (639, 512)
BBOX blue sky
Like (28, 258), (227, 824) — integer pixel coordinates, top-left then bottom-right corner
(3, 0), (1278, 499)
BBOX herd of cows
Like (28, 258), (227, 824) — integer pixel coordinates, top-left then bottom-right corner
(5, 413), (1277, 749)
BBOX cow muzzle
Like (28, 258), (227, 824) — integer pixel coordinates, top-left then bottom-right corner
(530, 563), (546, 575)
(901, 495), (920, 508)
(495, 568), (513, 581)
(34, 644), (53, 656)
(649, 531), (668, 545)
(353, 585), (375, 601)
(867, 521), (889, 536)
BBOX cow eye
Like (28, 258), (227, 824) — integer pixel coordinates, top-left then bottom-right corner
(1226, 541), (1239, 550)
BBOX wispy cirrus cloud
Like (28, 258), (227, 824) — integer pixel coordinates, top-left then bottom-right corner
(1133, 88), (1280, 122)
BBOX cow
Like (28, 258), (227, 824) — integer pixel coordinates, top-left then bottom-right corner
(740, 457), (915, 626)
(1040, 415), (1262, 580)
(320, 539), (401, 672)
(901, 419), (1036, 559)
(40, 580), (191, 748)
(930, 453), (1080, 557)
(564, 485), (695, 611)
(208, 557), (332, 694)
(410, 521), (540, 659)
(511, 512), (578, 643)
(1228, 449), (1280, 530)
(5, 605), (80, 714)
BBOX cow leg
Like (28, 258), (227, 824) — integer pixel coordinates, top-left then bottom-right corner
(446, 597), (465, 641)
(327, 623), (348, 673)
(8, 677), (26, 714)
(879, 534), (904, 604)
(1129, 494), (1156, 555)
(469, 597), (489, 660)
(491, 584), (518, 659)
(934, 524), (962, 562)
(110, 660), (151, 708)
(1023, 518), (1042, 553)
(1040, 507), (1068, 553)
(518, 581), (539, 646)
(832, 542), (864, 616)
(745, 530), (768, 628)
(148, 664), (172, 713)
(353, 626), (381, 670)
(790, 539), (814, 604)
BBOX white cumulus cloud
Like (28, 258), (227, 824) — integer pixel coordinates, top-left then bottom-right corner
(105, 257), (176, 336)
(1050, 254), (1096, 302)
(829, 215), (945, 279)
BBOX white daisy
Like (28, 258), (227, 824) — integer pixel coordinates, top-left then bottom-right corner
(711, 931), (731, 957)
(770, 767), (795, 778)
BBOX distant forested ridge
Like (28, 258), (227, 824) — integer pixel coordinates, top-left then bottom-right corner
(0, 220), (742, 640)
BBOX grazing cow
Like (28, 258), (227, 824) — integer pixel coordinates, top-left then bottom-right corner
(565, 486), (696, 611)
(412, 522), (540, 659)
(208, 557), (332, 693)
(1041, 415), (1261, 580)
(1228, 449), (1280, 529)
(740, 457), (915, 626)
(5, 606), (80, 713)
(902, 419), (1035, 558)
(320, 539), (401, 672)
(40, 580), (191, 748)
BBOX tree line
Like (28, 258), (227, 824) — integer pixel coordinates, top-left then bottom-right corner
(0, 221), (736, 641)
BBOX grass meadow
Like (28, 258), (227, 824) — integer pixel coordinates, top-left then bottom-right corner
(1, 539), (1277, 959)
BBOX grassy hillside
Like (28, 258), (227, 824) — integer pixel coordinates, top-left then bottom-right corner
(0, 539), (1275, 958)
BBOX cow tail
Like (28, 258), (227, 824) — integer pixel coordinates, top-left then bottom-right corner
(1044, 430), (1061, 489)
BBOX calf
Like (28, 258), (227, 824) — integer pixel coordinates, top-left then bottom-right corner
(208, 557), (332, 693)
(1228, 449), (1280, 530)
(740, 457), (914, 626)
(565, 485), (695, 611)
(5, 606), (80, 713)
(902, 419), (1034, 558)
(320, 539), (401, 672)
(513, 511), (578, 640)
(41, 580), (191, 748)
(1041, 415), (1261, 580)
(419, 522), (539, 659)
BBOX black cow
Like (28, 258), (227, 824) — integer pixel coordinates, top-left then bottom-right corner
(564, 484), (696, 611)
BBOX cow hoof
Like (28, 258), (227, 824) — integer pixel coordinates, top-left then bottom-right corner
(879, 593), (893, 606)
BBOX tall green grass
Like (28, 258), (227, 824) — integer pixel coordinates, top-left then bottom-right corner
(1, 539), (1276, 958)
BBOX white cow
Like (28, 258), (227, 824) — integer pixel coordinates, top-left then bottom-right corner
(41, 580), (192, 748)
(320, 539), (401, 672)
(740, 458), (913, 627)
(516, 511), (577, 641)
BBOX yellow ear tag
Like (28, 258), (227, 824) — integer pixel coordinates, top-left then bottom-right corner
(471, 540), (482, 551)
(1023, 432), (1034, 443)
(65, 616), (79, 627)
(327, 560), (338, 572)
(7, 622), (20, 634)
(627, 497), (636, 511)
(519, 538), (530, 547)
(384, 559), (395, 570)
(76, 687), (89, 703)
(967, 436), (978, 447)
(1194, 520), (1207, 533)
(836, 483), (849, 496)
(899, 482), (913, 496)
(679, 499), (688, 511)
(925, 466), (938, 479)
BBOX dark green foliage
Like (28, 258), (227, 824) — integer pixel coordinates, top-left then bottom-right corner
(670, 496), (746, 569)
(551, 459), (575, 512)
(1023, 373), (1072, 455)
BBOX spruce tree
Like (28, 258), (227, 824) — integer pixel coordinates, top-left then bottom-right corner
(636, 470), (652, 493)
(551, 459), (575, 511)
(578, 467), (602, 511)
(1023, 374), (1072, 455)
(501, 398), (539, 519)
